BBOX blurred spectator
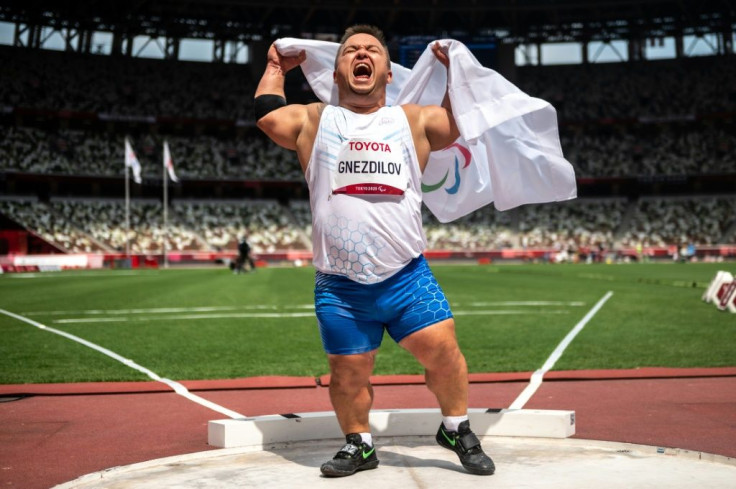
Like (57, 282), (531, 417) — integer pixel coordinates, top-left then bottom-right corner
(1, 46), (734, 255)
(560, 122), (736, 177)
(0, 127), (302, 181)
(3, 121), (732, 179)
(174, 200), (309, 251)
(517, 56), (736, 122)
(0, 46), (256, 120)
(0, 199), (109, 253)
(1, 195), (733, 254)
(618, 196), (736, 247)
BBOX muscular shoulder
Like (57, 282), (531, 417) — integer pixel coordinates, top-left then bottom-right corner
(400, 103), (422, 122)
(399, 103), (428, 142)
(301, 102), (326, 139)
(400, 103), (449, 129)
(402, 103), (458, 153)
(307, 102), (327, 121)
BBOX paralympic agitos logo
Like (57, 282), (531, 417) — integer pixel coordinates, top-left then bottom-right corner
(421, 143), (472, 195)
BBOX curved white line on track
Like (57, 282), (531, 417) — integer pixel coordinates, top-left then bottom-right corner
(509, 291), (614, 410)
(0, 308), (246, 419)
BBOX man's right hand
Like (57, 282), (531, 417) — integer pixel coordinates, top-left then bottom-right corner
(266, 44), (306, 75)
(255, 44), (306, 102)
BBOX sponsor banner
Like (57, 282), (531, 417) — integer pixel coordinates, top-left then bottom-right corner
(14, 254), (90, 268)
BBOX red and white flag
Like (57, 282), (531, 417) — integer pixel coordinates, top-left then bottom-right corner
(124, 138), (142, 184)
(163, 141), (179, 182)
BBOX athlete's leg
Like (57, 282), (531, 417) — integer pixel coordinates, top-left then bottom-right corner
(399, 318), (468, 415)
(403, 318), (495, 476)
(327, 350), (377, 434)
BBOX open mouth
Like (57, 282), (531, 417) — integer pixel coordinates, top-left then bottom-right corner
(353, 62), (372, 80)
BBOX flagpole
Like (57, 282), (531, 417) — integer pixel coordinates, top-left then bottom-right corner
(163, 143), (169, 269)
(125, 152), (131, 259)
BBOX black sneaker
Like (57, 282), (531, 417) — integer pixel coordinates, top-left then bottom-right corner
(320, 433), (379, 477)
(436, 420), (495, 475)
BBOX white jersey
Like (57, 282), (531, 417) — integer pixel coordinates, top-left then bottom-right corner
(306, 105), (426, 284)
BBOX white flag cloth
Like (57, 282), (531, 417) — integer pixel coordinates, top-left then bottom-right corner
(124, 138), (142, 184)
(274, 38), (577, 222)
(163, 141), (179, 182)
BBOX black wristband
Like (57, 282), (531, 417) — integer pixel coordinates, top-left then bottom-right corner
(254, 94), (286, 120)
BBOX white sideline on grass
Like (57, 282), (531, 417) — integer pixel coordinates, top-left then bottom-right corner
(509, 291), (614, 409)
(0, 308), (246, 419)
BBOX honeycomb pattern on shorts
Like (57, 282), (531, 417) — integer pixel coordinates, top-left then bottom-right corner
(401, 266), (453, 326)
(325, 214), (389, 283)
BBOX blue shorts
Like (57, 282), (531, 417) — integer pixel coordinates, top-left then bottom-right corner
(314, 255), (453, 355)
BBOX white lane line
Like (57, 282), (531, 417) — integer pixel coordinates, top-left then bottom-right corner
(51, 309), (572, 324)
(453, 310), (570, 316)
(27, 302), (579, 316)
(508, 291), (614, 410)
(53, 312), (318, 323)
(24, 305), (316, 315)
(28, 302), (575, 317)
(39, 306), (244, 315)
(7, 271), (148, 279)
(0, 308), (246, 419)
(462, 301), (586, 307)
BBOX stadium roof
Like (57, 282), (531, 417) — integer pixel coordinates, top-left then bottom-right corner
(0, 0), (732, 44)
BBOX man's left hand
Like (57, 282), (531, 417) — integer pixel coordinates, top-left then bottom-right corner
(432, 42), (449, 68)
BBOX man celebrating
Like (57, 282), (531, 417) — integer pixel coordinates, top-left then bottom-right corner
(254, 25), (494, 477)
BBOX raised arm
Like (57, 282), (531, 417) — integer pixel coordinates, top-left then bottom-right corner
(404, 42), (460, 171)
(424, 42), (460, 151)
(254, 44), (308, 151)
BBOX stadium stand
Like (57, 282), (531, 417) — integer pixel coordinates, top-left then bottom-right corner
(2, 47), (734, 182)
(46, 198), (202, 254)
(0, 197), (310, 255)
(173, 200), (309, 252)
(0, 46), (257, 121)
(2, 46), (733, 124)
(560, 121), (736, 178)
(0, 2), (734, 264)
(2, 120), (734, 180)
(0, 198), (107, 253)
(618, 196), (736, 247)
(3, 194), (732, 259)
(517, 57), (736, 122)
(0, 126), (302, 181)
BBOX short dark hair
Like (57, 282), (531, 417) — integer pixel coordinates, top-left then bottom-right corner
(335, 24), (391, 68)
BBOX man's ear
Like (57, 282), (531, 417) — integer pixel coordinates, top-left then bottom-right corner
(386, 70), (393, 84)
(333, 71), (337, 82)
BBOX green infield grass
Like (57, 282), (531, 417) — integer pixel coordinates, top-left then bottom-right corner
(1, 261), (734, 384)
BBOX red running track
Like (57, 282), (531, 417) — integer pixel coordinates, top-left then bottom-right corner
(1, 367), (735, 489)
